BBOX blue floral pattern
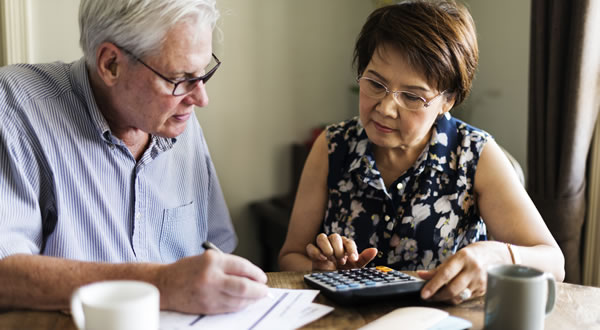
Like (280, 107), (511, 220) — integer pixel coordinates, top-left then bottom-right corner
(323, 113), (490, 270)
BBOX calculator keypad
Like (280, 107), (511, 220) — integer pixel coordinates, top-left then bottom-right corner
(305, 266), (420, 292)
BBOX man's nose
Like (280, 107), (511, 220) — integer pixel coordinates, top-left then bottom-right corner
(184, 80), (209, 107)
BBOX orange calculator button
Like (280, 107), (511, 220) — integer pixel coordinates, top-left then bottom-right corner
(376, 266), (393, 272)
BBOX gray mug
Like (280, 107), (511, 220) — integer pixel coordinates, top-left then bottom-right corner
(484, 264), (556, 330)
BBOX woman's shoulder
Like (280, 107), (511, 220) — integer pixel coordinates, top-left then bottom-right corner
(325, 117), (369, 156)
(435, 113), (493, 152)
(447, 114), (491, 142)
(325, 117), (362, 140)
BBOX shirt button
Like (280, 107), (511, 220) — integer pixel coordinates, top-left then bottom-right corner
(135, 212), (141, 220)
(396, 182), (403, 190)
(384, 215), (391, 221)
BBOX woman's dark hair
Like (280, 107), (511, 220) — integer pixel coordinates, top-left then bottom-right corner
(353, 0), (478, 107)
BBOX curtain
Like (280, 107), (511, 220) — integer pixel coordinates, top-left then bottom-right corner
(528, 0), (600, 283)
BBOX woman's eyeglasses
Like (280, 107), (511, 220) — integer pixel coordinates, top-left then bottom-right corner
(357, 76), (447, 112)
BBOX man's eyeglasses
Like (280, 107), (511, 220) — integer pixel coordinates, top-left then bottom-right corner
(120, 47), (221, 96)
(357, 76), (447, 112)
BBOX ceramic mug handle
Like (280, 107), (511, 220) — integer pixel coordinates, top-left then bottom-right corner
(545, 272), (556, 315)
(70, 288), (85, 330)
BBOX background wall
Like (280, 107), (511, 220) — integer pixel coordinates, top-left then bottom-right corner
(11, 0), (530, 268)
(28, 0), (81, 63)
(459, 0), (530, 174)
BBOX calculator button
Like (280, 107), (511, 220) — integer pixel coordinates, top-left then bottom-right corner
(376, 266), (393, 272)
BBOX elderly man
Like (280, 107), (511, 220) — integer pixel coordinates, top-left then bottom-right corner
(0, 0), (267, 314)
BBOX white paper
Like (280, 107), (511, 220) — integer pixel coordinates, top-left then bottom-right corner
(159, 288), (333, 330)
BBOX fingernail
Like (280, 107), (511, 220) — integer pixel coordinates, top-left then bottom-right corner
(421, 289), (431, 299)
(320, 254), (327, 261)
(352, 253), (358, 261)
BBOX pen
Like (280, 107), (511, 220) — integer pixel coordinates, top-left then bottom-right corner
(202, 241), (223, 253)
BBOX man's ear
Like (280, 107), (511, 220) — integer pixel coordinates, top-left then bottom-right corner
(95, 42), (125, 87)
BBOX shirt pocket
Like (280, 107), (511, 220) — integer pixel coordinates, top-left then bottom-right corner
(159, 201), (204, 263)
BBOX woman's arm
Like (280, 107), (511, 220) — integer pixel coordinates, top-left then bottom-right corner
(419, 139), (564, 303)
(278, 132), (377, 271)
(278, 132), (330, 271)
(475, 139), (564, 280)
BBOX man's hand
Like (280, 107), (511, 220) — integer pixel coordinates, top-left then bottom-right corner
(157, 250), (269, 314)
(306, 233), (377, 271)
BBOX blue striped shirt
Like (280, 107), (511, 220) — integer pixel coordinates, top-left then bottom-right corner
(0, 58), (237, 262)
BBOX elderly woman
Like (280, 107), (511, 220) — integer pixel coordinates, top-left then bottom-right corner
(279, 0), (564, 304)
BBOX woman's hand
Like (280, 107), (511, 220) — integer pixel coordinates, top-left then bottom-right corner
(306, 233), (378, 271)
(416, 242), (489, 305)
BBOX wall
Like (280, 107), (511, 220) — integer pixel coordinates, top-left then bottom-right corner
(460, 0), (530, 174)
(29, 0), (81, 63)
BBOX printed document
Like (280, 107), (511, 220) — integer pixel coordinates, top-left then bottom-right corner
(159, 288), (333, 330)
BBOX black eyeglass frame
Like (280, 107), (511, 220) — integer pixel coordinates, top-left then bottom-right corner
(119, 47), (221, 96)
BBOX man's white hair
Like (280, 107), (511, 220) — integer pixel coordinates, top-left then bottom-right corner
(79, 0), (219, 71)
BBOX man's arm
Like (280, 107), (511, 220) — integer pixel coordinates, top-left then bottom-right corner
(0, 251), (268, 314)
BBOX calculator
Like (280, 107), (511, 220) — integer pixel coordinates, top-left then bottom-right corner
(304, 266), (425, 305)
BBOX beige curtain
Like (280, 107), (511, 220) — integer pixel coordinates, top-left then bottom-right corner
(528, 0), (600, 283)
(0, 0), (30, 66)
(0, 1), (6, 66)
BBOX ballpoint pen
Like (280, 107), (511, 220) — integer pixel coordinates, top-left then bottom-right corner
(202, 241), (223, 253)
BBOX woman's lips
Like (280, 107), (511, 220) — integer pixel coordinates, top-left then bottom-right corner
(374, 121), (394, 133)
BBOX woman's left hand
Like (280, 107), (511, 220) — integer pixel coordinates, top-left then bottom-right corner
(416, 242), (489, 305)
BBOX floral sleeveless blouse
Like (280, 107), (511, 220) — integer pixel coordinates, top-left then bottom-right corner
(323, 113), (490, 270)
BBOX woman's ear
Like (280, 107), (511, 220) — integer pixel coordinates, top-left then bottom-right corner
(95, 42), (125, 87)
(439, 92), (456, 115)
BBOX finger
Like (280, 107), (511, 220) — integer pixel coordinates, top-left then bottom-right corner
(221, 275), (269, 299)
(306, 243), (327, 261)
(416, 269), (436, 280)
(420, 260), (463, 300)
(342, 237), (359, 262)
(315, 233), (334, 257)
(327, 234), (345, 260)
(429, 270), (472, 302)
(220, 253), (268, 284)
(312, 259), (337, 271)
(339, 255), (348, 266)
(354, 248), (378, 268)
(312, 260), (337, 271)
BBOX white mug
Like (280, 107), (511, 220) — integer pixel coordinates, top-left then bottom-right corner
(70, 280), (160, 330)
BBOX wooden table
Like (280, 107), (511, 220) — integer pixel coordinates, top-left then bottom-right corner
(1, 271), (599, 329)
(268, 271), (600, 329)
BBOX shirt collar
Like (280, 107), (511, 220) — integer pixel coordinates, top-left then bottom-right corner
(70, 58), (114, 143)
(424, 112), (460, 176)
(350, 113), (460, 187)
